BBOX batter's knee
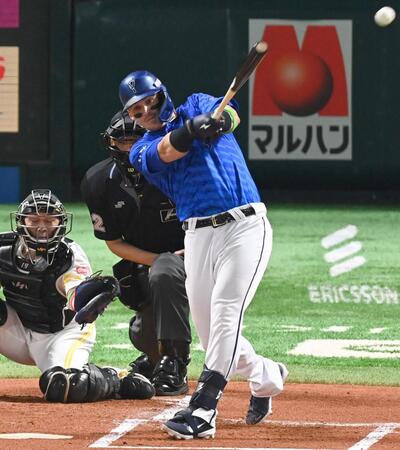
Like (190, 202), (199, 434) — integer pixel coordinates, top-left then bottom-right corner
(0, 301), (7, 326)
(39, 364), (121, 403)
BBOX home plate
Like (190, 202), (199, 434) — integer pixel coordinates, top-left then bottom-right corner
(0, 433), (72, 439)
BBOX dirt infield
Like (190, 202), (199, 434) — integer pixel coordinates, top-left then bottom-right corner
(0, 379), (399, 450)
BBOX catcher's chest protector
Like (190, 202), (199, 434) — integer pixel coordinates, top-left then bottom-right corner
(0, 235), (74, 333)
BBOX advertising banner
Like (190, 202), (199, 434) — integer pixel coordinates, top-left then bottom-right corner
(0, 47), (19, 132)
(249, 20), (352, 160)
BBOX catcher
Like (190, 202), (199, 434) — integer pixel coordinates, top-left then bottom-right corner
(0, 189), (154, 402)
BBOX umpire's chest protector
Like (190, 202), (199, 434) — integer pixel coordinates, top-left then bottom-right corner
(0, 235), (74, 333)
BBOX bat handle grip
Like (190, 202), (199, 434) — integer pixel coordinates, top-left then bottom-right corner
(211, 104), (226, 120)
(211, 87), (236, 120)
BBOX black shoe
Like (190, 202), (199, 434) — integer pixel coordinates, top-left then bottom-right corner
(245, 396), (272, 425)
(152, 355), (189, 396)
(245, 362), (288, 425)
(163, 407), (216, 439)
(119, 372), (155, 400)
(128, 353), (155, 379)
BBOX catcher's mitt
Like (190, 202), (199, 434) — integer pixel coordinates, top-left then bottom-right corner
(74, 274), (120, 325)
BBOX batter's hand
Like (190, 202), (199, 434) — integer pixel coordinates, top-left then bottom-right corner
(186, 113), (222, 141)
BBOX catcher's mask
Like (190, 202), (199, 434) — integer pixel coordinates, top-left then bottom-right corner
(10, 189), (72, 266)
(119, 70), (175, 123)
(102, 110), (145, 185)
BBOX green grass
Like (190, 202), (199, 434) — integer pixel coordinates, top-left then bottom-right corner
(1, 203), (399, 385)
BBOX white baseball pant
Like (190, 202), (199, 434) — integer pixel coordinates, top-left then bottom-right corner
(184, 202), (284, 397)
(0, 304), (96, 372)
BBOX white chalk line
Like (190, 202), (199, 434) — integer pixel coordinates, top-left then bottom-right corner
(0, 433), (72, 440)
(89, 396), (190, 448)
(348, 423), (399, 449)
(90, 395), (399, 450)
(223, 418), (400, 428)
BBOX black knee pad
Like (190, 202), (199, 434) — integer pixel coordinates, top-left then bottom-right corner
(0, 301), (7, 326)
(39, 366), (70, 402)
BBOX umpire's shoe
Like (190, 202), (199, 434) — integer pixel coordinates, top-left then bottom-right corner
(128, 353), (155, 380)
(245, 362), (288, 425)
(152, 355), (189, 396)
(119, 372), (155, 400)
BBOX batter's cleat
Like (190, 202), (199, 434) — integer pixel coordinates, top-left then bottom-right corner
(245, 395), (272, 425)
(119, 372), (155, 400)
(128, 353), (155, 380)
(163, 407), (216, 439)
(245, 362), (289, 425)
(152, 355), (189, 396)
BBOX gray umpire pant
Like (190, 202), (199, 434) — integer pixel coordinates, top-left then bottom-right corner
(127, 253), (191, 363)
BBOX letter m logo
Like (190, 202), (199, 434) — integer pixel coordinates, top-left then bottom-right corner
(253, 23), (350, 117)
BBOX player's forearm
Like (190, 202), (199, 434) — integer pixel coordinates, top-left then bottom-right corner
(158, 133), (189, 163)
(105, 239), (159, 266)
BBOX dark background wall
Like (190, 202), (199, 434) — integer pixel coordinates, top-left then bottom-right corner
(1, 0), (399, 202)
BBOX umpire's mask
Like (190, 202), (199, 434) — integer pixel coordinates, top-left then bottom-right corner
(101, 110), (145, 186)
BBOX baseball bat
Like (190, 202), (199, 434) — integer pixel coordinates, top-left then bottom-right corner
(212, 41), (268, 120)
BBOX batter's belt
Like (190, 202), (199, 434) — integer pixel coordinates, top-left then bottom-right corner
(182, 206), (256, 230)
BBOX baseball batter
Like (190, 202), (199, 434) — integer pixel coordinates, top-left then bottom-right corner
(118, 71), (288, 439)
(0, 189), (154, 402)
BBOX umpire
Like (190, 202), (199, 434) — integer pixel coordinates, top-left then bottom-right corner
(80, 111), (191, 396)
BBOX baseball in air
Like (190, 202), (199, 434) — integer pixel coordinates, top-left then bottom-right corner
(374, 6), (396, 27)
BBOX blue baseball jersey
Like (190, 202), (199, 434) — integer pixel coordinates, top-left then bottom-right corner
(130, 93), (261, 221)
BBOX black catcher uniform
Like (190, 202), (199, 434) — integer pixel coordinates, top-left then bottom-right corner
(80, 111), (191, 396)
(0, 189), (154, 403)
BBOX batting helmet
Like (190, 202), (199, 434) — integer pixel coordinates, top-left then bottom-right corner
(10, 189), (72, 265)
(119, 71), (175, 123)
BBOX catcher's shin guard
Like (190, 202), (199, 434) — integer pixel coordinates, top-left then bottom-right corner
(119, 372), (155, 399)
(39, 364), (121, 403)
(39, 366), (71, 402)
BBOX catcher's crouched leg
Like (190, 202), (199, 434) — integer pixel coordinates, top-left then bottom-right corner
(39, 363), (154, 402)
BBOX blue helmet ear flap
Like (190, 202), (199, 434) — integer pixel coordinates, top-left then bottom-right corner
(158, 92), (175, 123)
(119, 71), (175, 123)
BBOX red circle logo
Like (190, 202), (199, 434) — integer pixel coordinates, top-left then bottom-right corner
(267, 51), (333, 116)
